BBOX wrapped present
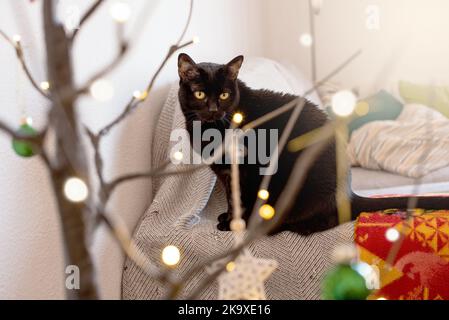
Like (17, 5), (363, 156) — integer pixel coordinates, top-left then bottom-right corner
(355, 209), (449, 300)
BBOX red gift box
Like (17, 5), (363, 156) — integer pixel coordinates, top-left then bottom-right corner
(355, 209), (449, 300)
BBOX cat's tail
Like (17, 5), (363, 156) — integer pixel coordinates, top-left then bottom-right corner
(350, 192), (449, 219)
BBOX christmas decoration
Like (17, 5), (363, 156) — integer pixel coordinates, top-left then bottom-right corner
(217, 250), (278, 300)
(356, 210), (449, 300)
(322, 244), (371, 300)
(0, 0), (380, 301)
(12, 122), (37, 158)
(322, 263), (371, 300)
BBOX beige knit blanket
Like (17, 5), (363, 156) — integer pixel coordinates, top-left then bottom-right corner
(122, 84), (354, 300)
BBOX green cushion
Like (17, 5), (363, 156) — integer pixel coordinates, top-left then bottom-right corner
(399, 81), (449, 118)
(326, 90), (404, 136)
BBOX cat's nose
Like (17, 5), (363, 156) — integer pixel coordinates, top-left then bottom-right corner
(209, 103), (218, 112)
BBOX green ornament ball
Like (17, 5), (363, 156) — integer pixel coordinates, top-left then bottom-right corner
(12, 123), (37, 158)
(321, 264), (371, 300)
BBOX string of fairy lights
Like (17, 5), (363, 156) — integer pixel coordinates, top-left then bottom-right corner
(1, 0), (420, 299)
(4, 1), (199, 269)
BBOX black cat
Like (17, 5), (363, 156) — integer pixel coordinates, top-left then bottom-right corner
(177, 53), (449, 235)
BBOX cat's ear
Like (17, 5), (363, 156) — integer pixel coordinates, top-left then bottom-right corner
(178, 53), (199, 81)
(225, 55), (244, 80)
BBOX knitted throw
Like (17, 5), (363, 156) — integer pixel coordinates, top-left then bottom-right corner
(122, 84), (354, 300)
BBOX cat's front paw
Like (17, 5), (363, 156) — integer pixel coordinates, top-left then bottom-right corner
(217, 212), (232, 231)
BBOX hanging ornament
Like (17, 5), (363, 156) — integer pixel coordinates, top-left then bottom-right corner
(13, 49), (37, 158)
(322, 264), (371, 300)
(321, 244), (371, 300)
(215, 249), (278, 300)
(12, 118), (37, 158)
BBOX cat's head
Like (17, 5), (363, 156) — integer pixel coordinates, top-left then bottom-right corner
(177, 53), (244, 123)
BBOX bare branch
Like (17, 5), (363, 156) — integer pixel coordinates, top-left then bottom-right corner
(77, 31), (129, 94)
(106, 161), (170, 193)
(96, 0), (196, 138)
(0, 29), (51, 100)
(243, 50), (362, 131)
(175, 0), (194, 46)
(70, 0), (105, 41)
(83, 0), (197, 204)
(96, 210), (174, 285)
(165, 49), (363, 299)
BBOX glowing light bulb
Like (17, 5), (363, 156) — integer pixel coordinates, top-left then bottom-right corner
(232, 113), (244, 124)
(40, 81), (50, 91)
(226, 262), (236, 272)
(258, 189), (270, 201)
(259, 204), (275, 220)
(230, 218), (246, 232)
(332, 244), (357, 264)
(385, 228), (400, 242)
(300, 33), (313, 47)
(12, 34), (21, 43)
(172, 151), (184, 162)
(20, 116), (33, 126)
(331, 90), (357, 117)
(377, 297), (387, 300)
(90, 79), (114, 101)
(64, 177), (89, 203)
(110, 1), (131, 23)
(162, 245), (180, 266)
(133, 90), (148, 101)
(192, 36), (200, 44)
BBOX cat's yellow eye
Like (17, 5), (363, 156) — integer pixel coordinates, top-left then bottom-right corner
(194, 91), (206, 100)
(220, 92), (230, 100)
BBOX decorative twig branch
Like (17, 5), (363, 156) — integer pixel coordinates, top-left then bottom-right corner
(166, 50), (363, 299)
(182, 132), (334, 300)
(70, 0), (105, 41)
(175, 0), (195, 47)
(77, 42), (129, 95)
(0, 29), (51, 100)
(85, 0), (196, 205)
(3, 0), (371, 300)
(79, 0), (198, 293)
(96, 209), (176, 284)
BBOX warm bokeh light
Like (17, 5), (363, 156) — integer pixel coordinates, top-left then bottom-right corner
(90, 79), (114, 101)
(299, 33), (313, 47)
(332, 90), (357, 117)
(385, 228), (400, 242)
(12, 34), (21, 43)
(257, 189), (270, 201)
(64, 177), (89, 203)
(133, 90), (148, 101)
(110, 1), (131, 23)
(162, 245), (181, 266)
(232, 113), (244, 124)
(172, 151), (184, 162)
(226, 262), (236, 272)
(40, 81), (50, 91)
(259, 204), (275, 220)
(230, 218), (246, 232)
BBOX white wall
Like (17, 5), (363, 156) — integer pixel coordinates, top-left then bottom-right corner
(262, 0), (449, 97)
(0, 0), (264, 299)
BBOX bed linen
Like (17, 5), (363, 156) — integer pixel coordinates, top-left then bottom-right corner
(348, 104), (449, 179)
